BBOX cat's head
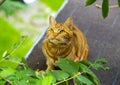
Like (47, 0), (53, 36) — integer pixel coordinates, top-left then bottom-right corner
(46, 16), (74, 45)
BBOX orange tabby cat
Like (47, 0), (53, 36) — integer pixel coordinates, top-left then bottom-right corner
(42, 16), (89, 70)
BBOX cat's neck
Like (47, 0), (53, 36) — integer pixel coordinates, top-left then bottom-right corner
(46, 40), (73, 58)
(48, 42), (71, 48)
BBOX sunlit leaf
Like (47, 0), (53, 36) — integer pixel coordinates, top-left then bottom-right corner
(42, 75), (53, 85)
(0, 68), (15, 78)
(40, 0), (64, 11)
(44, 71), (56, 84)
(36, 79), (42, 85)
(58, 58), (79, 75)
(50, 70), (69, 81)
(102, 0), (109, 18)
(0, 60), (18, 69)
(2, 50), (10, 59)
(2, 51), (7, 58)
(85, 0), (96, 6)
(13, 43), (19, 49)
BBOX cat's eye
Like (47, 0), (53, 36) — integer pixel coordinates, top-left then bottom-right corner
(48, 28), (53, 32)
(59, 30), (64, 33)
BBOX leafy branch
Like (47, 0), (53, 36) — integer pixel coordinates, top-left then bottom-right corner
(54, 72), (81, 85)
(2, 36), (27, 60)
(0, 46), (109, 85)
(85, 0), (120, 18)
(0, 40), (108, 84)
(0, 35), (109, 85)
(0, 0), (26, 16)
(37, 58), (109, 85)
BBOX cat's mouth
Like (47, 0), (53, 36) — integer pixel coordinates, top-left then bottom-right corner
(48, 38), (69, 45)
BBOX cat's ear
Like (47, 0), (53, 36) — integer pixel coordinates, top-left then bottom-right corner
(64, 17), (73, 28)
(49, 16), (56, 25)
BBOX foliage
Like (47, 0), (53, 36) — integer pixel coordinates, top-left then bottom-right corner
(85, 0), (120, 18)
(40, 0), (64, 11)
(0, 0), (110, 85)
(102, 0), (109, 18)
(0, 17), (33, 60)
(0, 17), (21, 57)
(0, 26), (109, 85)
(0, 0), (26, 16)
(0, 43), (109, 85)
(85, 0), (96, 6)
(119, 0), (120, 7)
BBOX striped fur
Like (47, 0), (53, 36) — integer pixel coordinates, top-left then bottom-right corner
(42, 16), (89, 70)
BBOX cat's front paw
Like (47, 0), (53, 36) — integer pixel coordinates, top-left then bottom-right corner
(46, 66), (55, 71)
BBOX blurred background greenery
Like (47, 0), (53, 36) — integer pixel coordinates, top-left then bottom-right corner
(0, 0), (64, 59)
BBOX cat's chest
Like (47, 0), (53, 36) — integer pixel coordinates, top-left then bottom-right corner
(50, 47), (67, 56)
(47, 43), (72, 58)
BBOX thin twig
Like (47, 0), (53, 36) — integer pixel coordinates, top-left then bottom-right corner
(2, 77), (13, 85)
(95, 4), (118, 9)
(53, 63), (93, 85)
(54, 72), (81, 85)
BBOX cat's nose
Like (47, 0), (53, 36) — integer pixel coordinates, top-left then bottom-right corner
(53, 33), (58, 37)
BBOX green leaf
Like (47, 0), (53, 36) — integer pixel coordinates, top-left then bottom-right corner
(8, 70), (38, 85)
(50, 70), (69, 81)
(118, 0), (120, 7)
(20, 69), (36, 77)
(0, 68), (15, 78)
(77, 75), (93, 85)
(0, 0), (26, 15)
(85, 0), (96, 6)
(44, 71), (56, 84)
(75, 78), (84, 85)
(102, 0), (109, 18)
(2, 51), (8, 58)
(36, 79), (42, 85)
(17, 80), (28, 85)
(9, 1), (26, 9)
(92, 58), (109, 71)
(40, 0), (64, 11)
(0, 60), (18, 69)
(79, 63), (96, 78)
(58, 58), (79, 75)
(94, 58), (107, 64)
(0, 79), (5, 85)
(92, 63), (109, 71)
(88, 75), (100, 85)
(7, 75), (16, 81)
(79, 60), (92, 67)
(79, 63), (100, 84)
(42, 75), (53, 85)
(13, 43), (19, 49)
(2, 51), (10, 59)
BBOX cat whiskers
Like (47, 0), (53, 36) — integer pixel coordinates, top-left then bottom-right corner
(47, 37), (71, 46)
(48, 38), (60, 45)
(60, 38), (71, 45)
